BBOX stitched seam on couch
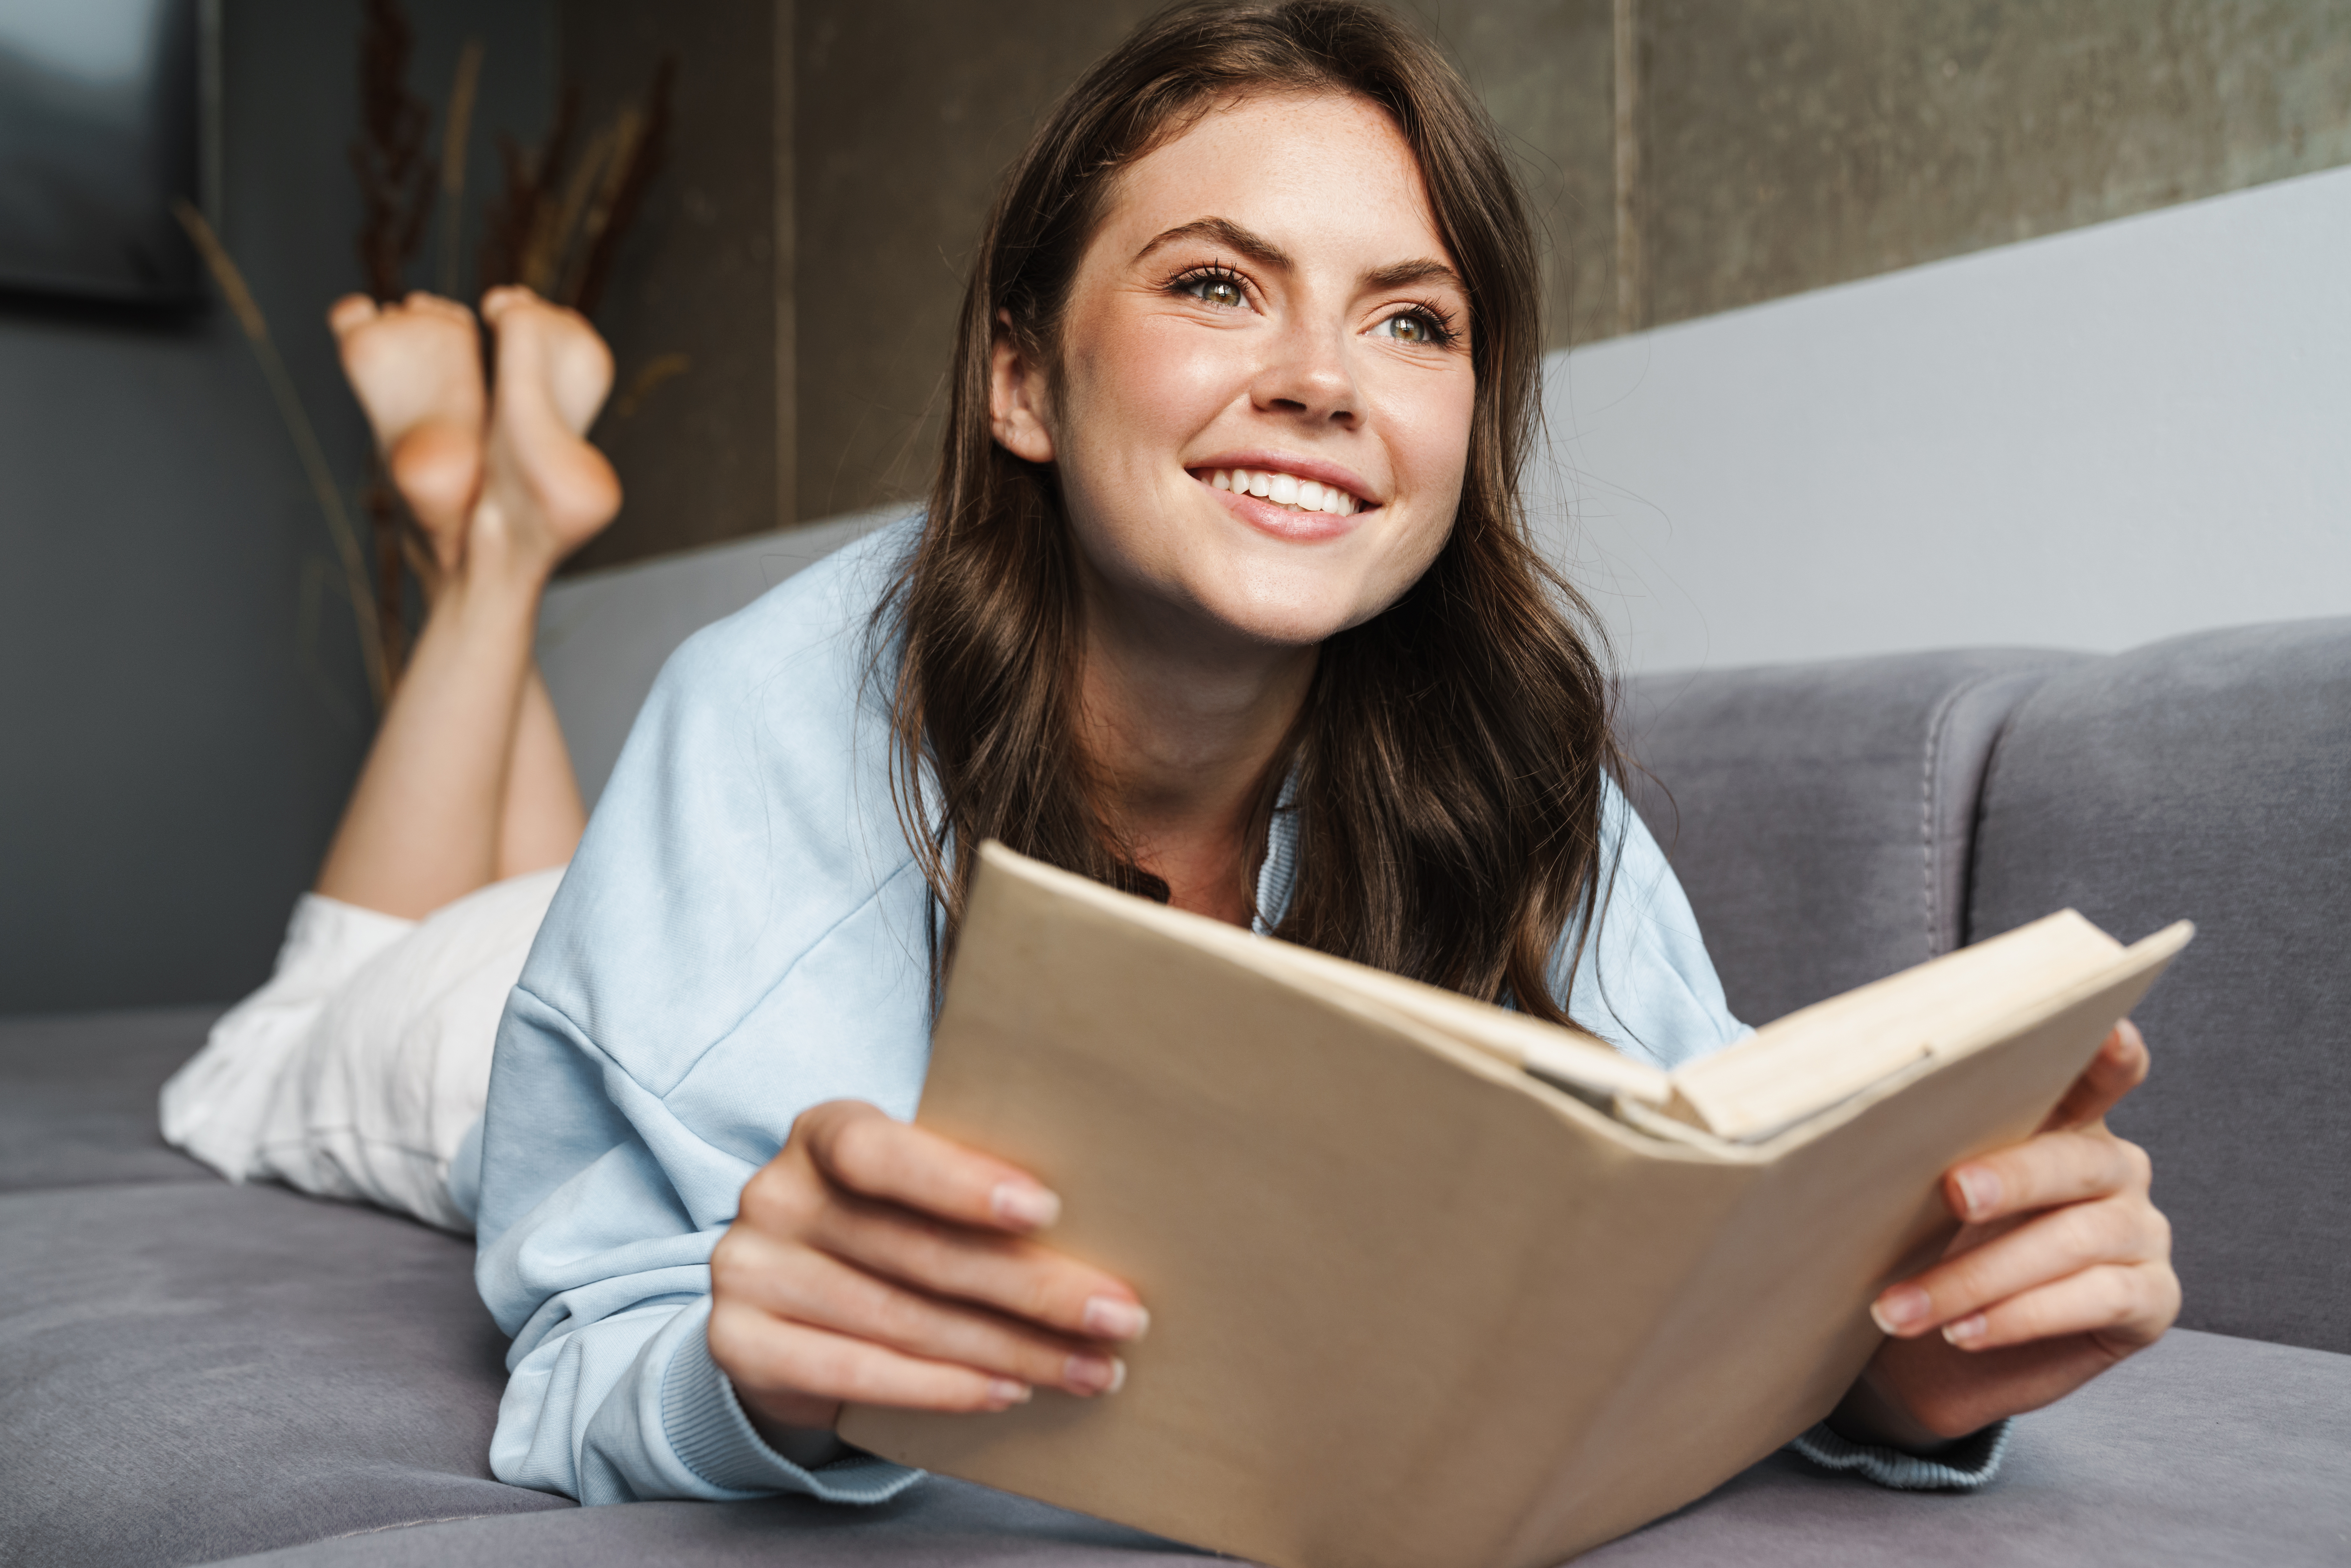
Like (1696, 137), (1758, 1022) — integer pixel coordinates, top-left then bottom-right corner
(1920, 674), (1997, 965)
(294, 1509), (565, 1545)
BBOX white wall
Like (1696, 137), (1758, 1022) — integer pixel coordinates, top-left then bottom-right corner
(1531, 163), (2351, 677)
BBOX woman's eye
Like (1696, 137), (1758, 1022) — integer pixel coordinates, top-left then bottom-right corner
(1183, 273), (1245, 309)
(1382, 310), (1442, 345)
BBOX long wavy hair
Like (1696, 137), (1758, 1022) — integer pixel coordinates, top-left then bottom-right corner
(880, 0), (1622, 1025)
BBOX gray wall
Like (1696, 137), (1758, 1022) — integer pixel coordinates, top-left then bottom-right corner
(0, 0), (551, 1015)
(555, 0), (792, 579)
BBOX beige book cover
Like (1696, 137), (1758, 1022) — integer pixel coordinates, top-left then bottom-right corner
(840, 842), (2191, 1568)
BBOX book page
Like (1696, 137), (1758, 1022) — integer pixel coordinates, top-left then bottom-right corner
(1665, 911), (2163, 1141)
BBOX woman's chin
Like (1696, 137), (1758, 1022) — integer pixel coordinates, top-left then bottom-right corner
(1188, 578), (1391, 650)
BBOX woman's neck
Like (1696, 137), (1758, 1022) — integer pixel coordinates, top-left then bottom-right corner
(1075, 577), (1315, 926)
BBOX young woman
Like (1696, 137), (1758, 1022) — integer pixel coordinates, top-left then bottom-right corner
(175, 0), (2179, 1522)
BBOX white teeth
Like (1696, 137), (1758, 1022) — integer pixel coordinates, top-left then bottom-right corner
(1205, 468), (1360, 516)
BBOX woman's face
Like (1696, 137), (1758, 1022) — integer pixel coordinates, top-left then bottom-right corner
(993, 90), (1476, 652)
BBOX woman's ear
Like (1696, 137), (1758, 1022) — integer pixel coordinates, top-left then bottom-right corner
(988, 310), (1056, 465)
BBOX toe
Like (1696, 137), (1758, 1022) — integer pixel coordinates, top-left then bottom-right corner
(328, 294), (379, 336)
(479, 285), (539, 322)
(407, 291), (475, 322)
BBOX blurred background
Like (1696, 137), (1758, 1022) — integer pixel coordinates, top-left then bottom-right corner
(3, 0), (2346, 1015)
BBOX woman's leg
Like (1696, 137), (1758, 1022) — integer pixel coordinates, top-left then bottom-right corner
(313, 289), (617, 918)
(479, 287), (615, 881)
(496, 671), (588, 880)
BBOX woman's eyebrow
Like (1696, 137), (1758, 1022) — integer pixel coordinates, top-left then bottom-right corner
(1136, 219), (1462, 298)
(1364, 258), (1462, 293)
(1134, 217), (1292, 269)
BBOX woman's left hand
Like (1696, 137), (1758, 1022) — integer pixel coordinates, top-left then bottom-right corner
(1829, 1019), (2180, 1451)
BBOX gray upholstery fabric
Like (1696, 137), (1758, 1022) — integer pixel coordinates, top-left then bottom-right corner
(0, 1005), (216, 1190)
(1620, 650), (2086, 1025)
(1969, 618), (2351, 1355)
(198, 1329), (2351, 1567)
(1582, 1328), (2351, 1567)
(0, 1181), (569, 1568)
(207, 1483), (1197, 1567)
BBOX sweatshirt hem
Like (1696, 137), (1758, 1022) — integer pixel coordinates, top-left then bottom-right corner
(661, 1305), (925, 1504)
(1789, 1417), (2012, 1490)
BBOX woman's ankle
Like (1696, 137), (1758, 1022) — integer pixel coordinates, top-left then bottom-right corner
(423, 544), (549, 630)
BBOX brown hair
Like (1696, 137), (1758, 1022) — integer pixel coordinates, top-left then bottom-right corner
(881, 0), (1622, 1025)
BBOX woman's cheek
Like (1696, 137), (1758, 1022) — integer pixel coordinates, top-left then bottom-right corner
(1072, 305), (1225, 416)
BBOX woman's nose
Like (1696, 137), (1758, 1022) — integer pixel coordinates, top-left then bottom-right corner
(1250, 322), (1360, 426)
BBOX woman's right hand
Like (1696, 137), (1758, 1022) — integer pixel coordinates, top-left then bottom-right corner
(708, 1099), (1149, 1440)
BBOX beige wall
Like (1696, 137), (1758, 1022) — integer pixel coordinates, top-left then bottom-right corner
(564, 0), (2351, 565)
(557, 0), (791, 576)
(1631, 0), (2351, 333)
(791, 0), (1163, 520)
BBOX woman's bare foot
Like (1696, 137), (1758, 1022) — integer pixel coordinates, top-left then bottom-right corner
(328, 292), (486, 581)
(472, 287), (621, 579)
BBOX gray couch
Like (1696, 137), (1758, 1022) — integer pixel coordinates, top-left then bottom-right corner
(5, 522), (2346, 1566)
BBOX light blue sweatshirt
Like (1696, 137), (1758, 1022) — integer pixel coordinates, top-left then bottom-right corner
(470, 519), (2006, 1513)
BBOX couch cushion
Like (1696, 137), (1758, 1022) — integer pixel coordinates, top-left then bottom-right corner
(207, 1482), (1195, 1567)
(0, 1180), (569, 1568)
(1621, 650), (2086, 1026)
(1968, 618), (2351, 1354)
(0, 1005), (217, 1191)
(1583, 1328), (2351, 1567)
(196, 1328), (2351, 1566)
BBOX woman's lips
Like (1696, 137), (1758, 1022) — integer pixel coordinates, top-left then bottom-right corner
(1204, 465), (1361, 515)
(1197, 470), (1365, 541)
(1189, 458), (1379, 543)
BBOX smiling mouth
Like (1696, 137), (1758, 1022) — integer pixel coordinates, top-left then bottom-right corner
(1202, 466), (1365, 516)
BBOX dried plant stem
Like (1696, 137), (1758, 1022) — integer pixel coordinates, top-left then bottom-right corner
(176, 199), (389, 710)
(437, 39), (485, 297)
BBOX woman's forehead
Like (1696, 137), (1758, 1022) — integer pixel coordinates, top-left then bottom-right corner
(1097, 91), (1452, 274)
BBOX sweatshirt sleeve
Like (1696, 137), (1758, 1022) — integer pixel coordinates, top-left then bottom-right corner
(472, 527), (936, 1507)
(1788, 1419), (2012, 1490)
(1546, 777), (1753, 1070)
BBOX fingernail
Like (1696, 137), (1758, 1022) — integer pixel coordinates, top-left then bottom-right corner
(991, 1182), (1062, 1231)
(1081, 1296), (1150, 1341)
(1943, 1314), (1989, 1347)
(1953, 1167), (2001, 1220)
(1871, 1284), (1930, 1334)
(1064, 1353), (1126, 1395)
(985, 1378), (1032, 1408)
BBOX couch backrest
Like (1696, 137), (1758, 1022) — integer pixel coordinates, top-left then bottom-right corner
(537, 509), (897, 806)
(1619, 650), (2084, 1026)
(1969, 618), (2351, 1354)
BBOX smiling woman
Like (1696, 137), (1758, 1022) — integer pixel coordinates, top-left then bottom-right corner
(456, 0), (2181, 1527)
(890, 42), (1614, 997)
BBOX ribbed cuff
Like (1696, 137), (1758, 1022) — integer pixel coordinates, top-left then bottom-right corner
(1789, 1418), (2012, 1490)
(660, 1308), (925, 1504)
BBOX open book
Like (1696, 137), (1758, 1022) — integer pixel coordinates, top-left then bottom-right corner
(839, 842), (2191, 1568)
